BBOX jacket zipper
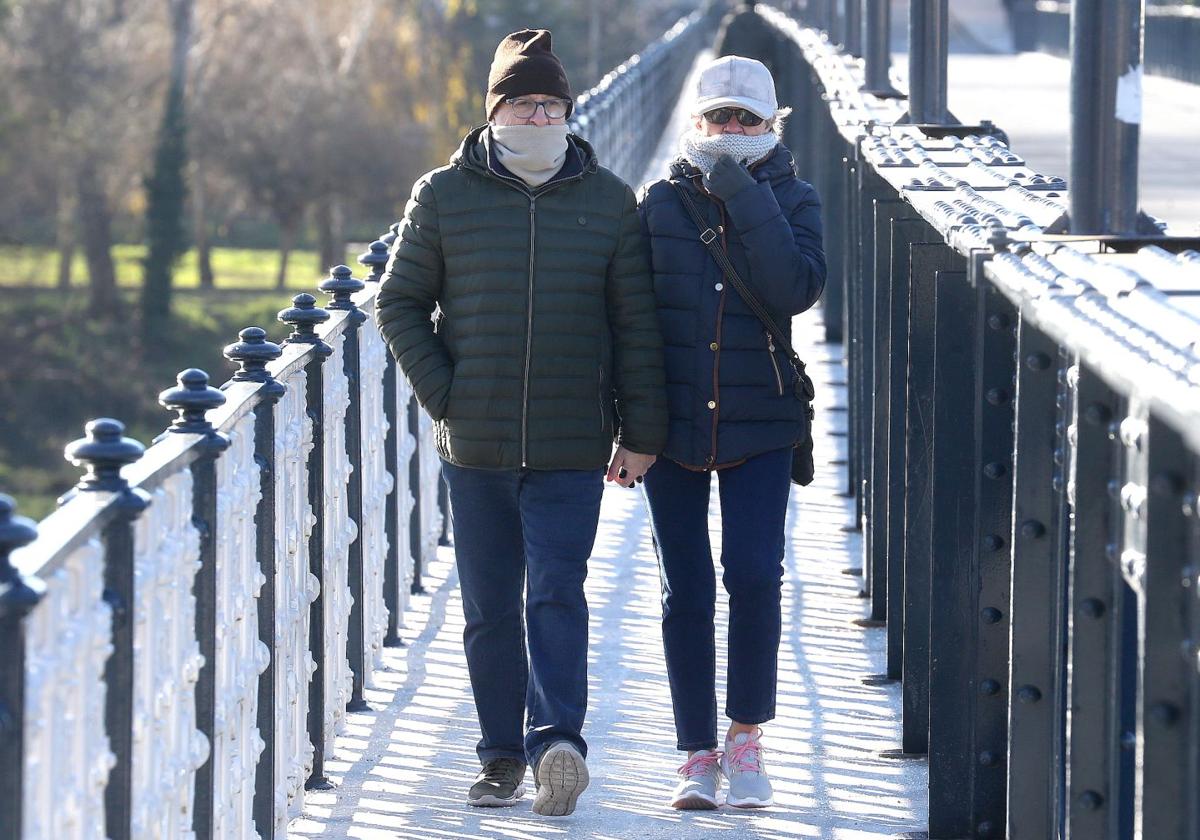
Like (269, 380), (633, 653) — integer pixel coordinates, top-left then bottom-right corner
(521, 197), (536, 466)
(481, 165), (589, 468)
(598, 365), (607, 432)
(767, 333), (784, 396)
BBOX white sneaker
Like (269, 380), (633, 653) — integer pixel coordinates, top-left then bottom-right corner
(721, 728), (773, 808)
(532, 741), (589, 816)
(669, 749), (722, 810)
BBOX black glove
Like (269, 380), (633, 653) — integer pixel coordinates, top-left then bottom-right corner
(703, 154), (756, 201)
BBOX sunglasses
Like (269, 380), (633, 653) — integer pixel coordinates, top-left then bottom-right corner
(703, 107), (766, 127)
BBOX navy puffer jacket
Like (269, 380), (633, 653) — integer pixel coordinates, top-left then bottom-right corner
(637, 143), (826, 468)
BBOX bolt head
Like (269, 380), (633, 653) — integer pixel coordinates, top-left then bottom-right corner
(1018, 685), (1043, 704)
(1025, 352), (1052, 371)
(979, 679), (1001, 696)
(1021, 519), (1046, 539)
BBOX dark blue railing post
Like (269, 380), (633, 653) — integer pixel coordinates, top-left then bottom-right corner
(1006, 322), (1069, 838)
(279, 293), (335, 791)
(0, 495), (42, 840)
(320, 265), (370, 713)
(158, 368), (230, 840)
(972, 283), (1018, 836)
(358, 240), (405, 648)
(1063, 362), (1122, 840)
(64, 419), (149, 840)
(220, 331), (287, 838)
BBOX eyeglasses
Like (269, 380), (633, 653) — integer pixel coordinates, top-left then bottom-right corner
(703, 107), (766, 127)
(505, 97), (572, 120)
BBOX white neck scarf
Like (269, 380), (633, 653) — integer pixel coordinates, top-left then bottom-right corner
(678, 129), (779, 176)
(489, 124), (570, 187)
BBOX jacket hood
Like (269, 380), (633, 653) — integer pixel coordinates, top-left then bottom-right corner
(451, 124), (599, 180)
(669, 141), (798, 190)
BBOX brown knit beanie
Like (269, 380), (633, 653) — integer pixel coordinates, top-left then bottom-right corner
(485, 29), (572, 119)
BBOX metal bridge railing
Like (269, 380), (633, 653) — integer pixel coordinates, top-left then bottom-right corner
(742, 5), (1200, 838)
(0, 14), (716, 838)
(0, 249), (444, 840)
(569, 3), (723, 187)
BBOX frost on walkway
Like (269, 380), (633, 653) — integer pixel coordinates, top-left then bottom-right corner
(289, 302), (928, 839)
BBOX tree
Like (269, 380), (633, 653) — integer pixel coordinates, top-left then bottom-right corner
(141, 0), (194, 326)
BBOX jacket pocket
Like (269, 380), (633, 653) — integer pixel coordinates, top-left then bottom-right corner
(766, 332), (784, 397)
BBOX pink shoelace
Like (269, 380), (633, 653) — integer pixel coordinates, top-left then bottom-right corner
(677, 750), (721, 778)
(725, 736), (764, 774)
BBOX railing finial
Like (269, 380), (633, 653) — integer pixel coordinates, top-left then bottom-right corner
(279, 293), (333, 357)
(320, 265), (367, 322)
(224, 328), (286, 400)
(358, 241), (390, 283)
(63, 419), (145, 494)
(0, 495), (41, 612)
(159, 369), (228, 437)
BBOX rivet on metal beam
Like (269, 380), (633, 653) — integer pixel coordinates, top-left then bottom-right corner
(983, 534), (1005, 552)
(1078, 791), (1105, 811)
(983, 462), (1007, 480)
(1080, 598), (1106, 619)
(979, 679), (1001, 696)
(1025, 352), (1052, 371)
(978, 750), (998, 767)
(1021, 519), (1046, 539)
(1150, 702), (1180, 727)
(981, 607), (1003, 625)
(987, 313), (1010, 331)
(1084, 403), (1112, 425)
(1017, 685), (1043, 704)
(985, 388), (1009, 406)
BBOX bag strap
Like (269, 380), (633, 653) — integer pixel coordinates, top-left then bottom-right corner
(670, 180), (815, 401)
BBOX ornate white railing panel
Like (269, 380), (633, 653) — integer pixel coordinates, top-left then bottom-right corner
(131, 470), (207, 838)
(321, 332), (357, 755)
(274, 366), (319, 833)
(394, 375), (416, 624)
(21, 537), (113, 840)
(417, 411), (443, 564)
(212, 413), (269, 839)
(358, 317), (392, 682)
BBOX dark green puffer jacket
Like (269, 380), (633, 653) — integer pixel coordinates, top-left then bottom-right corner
(376, 126), (668, 470)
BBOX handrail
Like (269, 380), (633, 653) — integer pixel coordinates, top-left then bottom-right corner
(741, 5), (1200, 838)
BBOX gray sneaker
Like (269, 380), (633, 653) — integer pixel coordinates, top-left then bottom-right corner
(532, 741), (590, 816)
(468, 757), (526, 807)
(721, 729), (774, 808)
(670, 749), (722, 809)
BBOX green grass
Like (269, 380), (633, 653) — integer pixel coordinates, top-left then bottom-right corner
(0, 244), (354, 290)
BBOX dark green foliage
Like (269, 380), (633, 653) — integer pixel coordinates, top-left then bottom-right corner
(141, 79), (189, 323)
(0, 289), (290, 519)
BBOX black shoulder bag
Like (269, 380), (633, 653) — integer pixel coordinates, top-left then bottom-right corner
(670, 180), (816, 486)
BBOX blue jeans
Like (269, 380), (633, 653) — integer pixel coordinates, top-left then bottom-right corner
(642, 447), (792, 751)
(440, 460), (604, 767)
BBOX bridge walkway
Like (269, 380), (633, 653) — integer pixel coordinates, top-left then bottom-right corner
(290, 51), (927, 840)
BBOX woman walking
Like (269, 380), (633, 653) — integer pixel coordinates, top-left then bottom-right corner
(637, 55), (826, 810)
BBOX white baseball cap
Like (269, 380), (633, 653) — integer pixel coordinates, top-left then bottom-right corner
(692, 55), (779, 121)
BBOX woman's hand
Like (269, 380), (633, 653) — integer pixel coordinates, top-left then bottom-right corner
(606, 446), (657, 488)
(704, 154), (756, 201)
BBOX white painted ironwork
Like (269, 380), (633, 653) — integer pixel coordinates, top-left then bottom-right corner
(212, 413), (269, 839)
(395, 377), (416, 624)
(130, 470), (207, 839)
(274, 365), (319, 834)
(358, 317), (392, 681)
(321, 332), (357, 756)
(21, 537), (114, 840)
(417, 411), (443, 569)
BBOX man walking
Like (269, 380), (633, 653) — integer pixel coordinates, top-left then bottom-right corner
(376, 29), (666, 817)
